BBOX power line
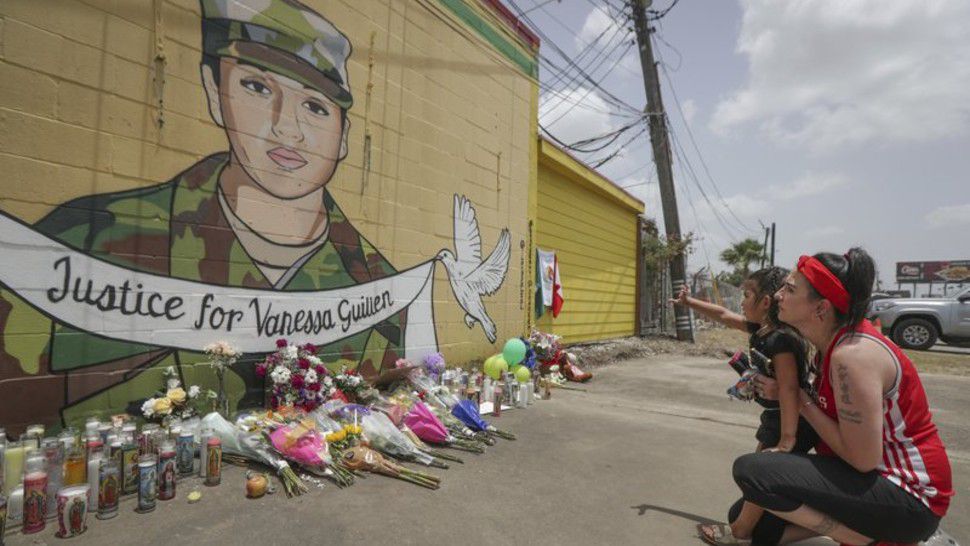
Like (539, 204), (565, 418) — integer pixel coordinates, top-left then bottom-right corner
(653, 33), (755, 234)
(647, 0), (681, 21)
(541, 40), (638, 127)
(668, 121), (750, 240)
(539, 24), (631, 118)
(590, 124), (649, 168)
(540, 7), (627, 92)
(506, 0), (643, 115)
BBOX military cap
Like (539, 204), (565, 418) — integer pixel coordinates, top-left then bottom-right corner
(201, 0), (353, 108)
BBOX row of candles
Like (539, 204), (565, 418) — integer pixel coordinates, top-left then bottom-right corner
(0, 417), (223, 540)
(438, 368), (548, 412)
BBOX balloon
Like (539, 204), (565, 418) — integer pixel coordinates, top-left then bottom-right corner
(502, 338), (527, 365)
(484, 358), (498, 380)
(514, 365), (531, 383)
(486, 356), (508, 380)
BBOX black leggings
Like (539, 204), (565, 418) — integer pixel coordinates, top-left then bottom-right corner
(729, 452), (940, 545)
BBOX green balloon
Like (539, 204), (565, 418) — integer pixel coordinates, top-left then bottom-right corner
(483, 354), (498, 370)
(502, 338), (527, 365)
(484, 355), (504, 380)
(514, 365), (531, 383)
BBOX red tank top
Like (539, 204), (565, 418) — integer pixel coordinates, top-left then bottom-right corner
(814, 320), (953, 517)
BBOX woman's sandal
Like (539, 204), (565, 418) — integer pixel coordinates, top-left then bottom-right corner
(696, 523), (750, 546)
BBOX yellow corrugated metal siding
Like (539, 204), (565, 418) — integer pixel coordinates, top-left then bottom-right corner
(535, 147), (641, 343)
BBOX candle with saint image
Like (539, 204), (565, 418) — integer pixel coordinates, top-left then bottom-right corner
(23, 452), (48, 533)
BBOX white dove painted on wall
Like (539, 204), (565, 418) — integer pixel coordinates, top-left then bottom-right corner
(437, 194), (511, 343)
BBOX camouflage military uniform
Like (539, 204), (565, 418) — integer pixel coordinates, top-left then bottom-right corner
(0, 0), (404, 431)
(0, 153), (406, 430)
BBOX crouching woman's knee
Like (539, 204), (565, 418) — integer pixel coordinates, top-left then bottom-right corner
(732, 452), (762, 491)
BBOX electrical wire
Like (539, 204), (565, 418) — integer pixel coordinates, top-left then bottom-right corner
(653, 33), (755, 234)
(506, 0), (643, 115)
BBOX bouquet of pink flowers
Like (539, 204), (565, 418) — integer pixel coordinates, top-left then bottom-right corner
(256, 339), (334, 411)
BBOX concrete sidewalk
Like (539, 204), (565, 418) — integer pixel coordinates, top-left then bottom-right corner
(5, 355), (967, 545)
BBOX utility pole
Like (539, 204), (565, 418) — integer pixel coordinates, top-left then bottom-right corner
(760, 224), (770, 269)
(770, 222), (776, 266)
(631, 0), (694, 342)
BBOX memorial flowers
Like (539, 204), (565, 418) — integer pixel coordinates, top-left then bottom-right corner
(204, 341), (242, 417)
(256, 340), (332, 412)
(141, 367), (214, 425)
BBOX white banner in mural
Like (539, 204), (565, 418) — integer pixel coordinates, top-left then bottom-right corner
(0, 211), (438, 355)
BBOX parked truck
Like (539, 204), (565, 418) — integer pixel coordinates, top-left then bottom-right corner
(868, 287), (970, 350)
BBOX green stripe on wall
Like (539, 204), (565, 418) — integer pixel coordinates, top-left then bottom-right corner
(437, 0), (538, 77)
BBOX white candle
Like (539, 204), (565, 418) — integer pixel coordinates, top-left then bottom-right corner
(87, 456), (101, 512)
(8, 484), (24, 524)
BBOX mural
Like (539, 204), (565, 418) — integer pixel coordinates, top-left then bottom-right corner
(0, 0), (510, 430)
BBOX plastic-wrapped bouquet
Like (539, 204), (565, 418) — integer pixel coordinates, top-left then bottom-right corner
(331, 368), (374, 403)
(256, 340), (332, 411)
(529, 329), (563, 369)
(359, 411), (448, 469)
(341, 446), (441, 490)
(404, 401), (485, 454)
(203, 412), (308, 497)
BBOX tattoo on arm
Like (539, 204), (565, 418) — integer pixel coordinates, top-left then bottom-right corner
(811, 514), (839, 536)
(836, 363), (852, 405)
(838, 408), (864, 424)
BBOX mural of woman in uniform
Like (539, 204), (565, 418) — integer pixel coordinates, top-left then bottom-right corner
(0, 0), (510, 432)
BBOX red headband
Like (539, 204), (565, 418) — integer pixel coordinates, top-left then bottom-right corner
(797, 255), (850, 314)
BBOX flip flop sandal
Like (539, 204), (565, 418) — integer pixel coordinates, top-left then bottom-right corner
(697, 523), (749, 546)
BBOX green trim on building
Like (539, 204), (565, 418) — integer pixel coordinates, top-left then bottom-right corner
(437, 0), (538, 77)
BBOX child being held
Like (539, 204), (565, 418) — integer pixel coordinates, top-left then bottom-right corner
(671, 267), (817, 544)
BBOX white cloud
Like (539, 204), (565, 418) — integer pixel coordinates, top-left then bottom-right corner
(710, 0), (970, 152)
(768, 171), (850, 200)
(576, 7), (640, 78)
(925, 203), (970, 229)
(681, 99), (698, 125)
(577, 8), (621, 52)
(539, 86), (617, 145)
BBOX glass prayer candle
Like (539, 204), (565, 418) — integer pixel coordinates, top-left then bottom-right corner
(41, 437), (64, 519)
(22, 453), (48, 533)
(97, 458), (120, 520)
(157, 441), (176, 501)
(136, 454), (157, 513)
(3, 440), (29, 497)
(63, 445), (86, 486)
(205, 437), (222, 486)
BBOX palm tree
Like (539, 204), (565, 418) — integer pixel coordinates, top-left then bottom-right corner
(720, 238), (765, 280)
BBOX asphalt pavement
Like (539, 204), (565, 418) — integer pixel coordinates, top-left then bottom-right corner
(4, 355), (966, 545)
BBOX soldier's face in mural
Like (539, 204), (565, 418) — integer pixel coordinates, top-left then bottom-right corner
(202, 57), (349, 200)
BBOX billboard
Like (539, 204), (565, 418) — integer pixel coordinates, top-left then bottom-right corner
(896, 260), (970, 283)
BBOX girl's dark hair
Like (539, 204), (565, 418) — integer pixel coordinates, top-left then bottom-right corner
(807, 247), (875, 327)
(749, 267), (812, 378)
(747, 266), (789, 329)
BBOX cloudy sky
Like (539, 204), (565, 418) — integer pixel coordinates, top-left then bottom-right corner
(517, 0), (969, 292)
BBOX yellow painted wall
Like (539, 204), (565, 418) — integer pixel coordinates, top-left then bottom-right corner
(0, 0), (538, 430)
(535, 138), (644, 343)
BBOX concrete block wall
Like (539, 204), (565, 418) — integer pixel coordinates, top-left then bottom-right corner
(0, 0), (539, 430)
